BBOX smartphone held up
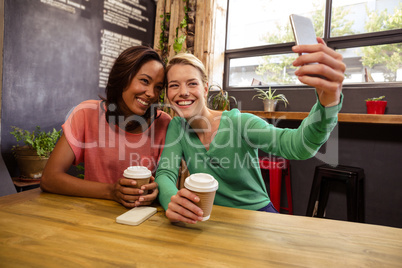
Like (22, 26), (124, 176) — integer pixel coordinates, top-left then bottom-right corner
(290, 14), (326, 79)
(289, 14), (318, 49)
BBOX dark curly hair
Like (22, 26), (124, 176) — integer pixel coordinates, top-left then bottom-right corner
(102, 46), (165, 132)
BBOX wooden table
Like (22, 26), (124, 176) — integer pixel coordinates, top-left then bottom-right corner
(1, 189), (401, 267)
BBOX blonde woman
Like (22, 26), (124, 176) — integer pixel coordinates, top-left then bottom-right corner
(156, 38), (346, 224)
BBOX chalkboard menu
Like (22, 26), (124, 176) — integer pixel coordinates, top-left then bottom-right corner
(2, 0), (156, 175)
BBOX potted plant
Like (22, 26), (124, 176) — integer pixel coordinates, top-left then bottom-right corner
(10, 126), (61, 180)
(252, 87), (289, 112)
(207, 84), (237, 111)
(365, 96), (387, 114)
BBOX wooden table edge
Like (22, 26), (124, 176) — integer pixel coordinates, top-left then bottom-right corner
(0, 187), (42, 207)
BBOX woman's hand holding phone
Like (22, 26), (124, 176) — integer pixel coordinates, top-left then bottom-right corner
(290, 14), (346, 107)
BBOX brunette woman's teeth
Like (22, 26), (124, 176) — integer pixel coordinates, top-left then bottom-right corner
(177, 100), (193, 106)
(137, 98), (149, 106)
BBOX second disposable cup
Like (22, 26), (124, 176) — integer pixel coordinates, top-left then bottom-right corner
(184, 173), (219, 221)
(123, 166), (152, 194)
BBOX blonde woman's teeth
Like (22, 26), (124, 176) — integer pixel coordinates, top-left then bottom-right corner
(178, 100), (193, 106)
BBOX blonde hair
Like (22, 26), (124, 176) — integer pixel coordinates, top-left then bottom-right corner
(166, 53), (208, 85)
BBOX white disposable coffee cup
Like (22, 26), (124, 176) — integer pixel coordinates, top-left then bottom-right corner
(123, 166), (152, 192)
(184, 173), (219, 221)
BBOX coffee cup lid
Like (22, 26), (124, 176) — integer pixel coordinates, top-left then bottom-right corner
(184, 173), (218, 192)
(123, 166), (152, 179)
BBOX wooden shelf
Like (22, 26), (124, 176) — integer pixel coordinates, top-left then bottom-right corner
(12, 177), (41, 192)
(242, 111), (402, 125)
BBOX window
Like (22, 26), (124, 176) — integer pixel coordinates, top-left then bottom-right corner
(224, 0), (402, 88)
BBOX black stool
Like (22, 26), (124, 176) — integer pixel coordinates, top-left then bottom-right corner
(306, 164), (365, 222)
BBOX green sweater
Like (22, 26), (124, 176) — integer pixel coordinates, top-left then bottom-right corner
(156, 97), (342, 211)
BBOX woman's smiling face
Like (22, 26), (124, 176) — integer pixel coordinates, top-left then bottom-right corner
(122, 60), (164, 116)
(166, 64), (208, 119)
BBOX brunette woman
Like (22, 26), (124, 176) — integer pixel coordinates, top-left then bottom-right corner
(41, 46), (171, 208)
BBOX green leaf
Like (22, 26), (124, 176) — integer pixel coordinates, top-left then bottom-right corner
(10, 126), (61, 158)
(252, 87), (289, 107)
(177, 35), (186, 43)
(173, 40), (183, 53)
(180, 18), (187, 28)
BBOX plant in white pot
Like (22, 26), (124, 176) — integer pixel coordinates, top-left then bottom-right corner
(252, 87), (289, 112)
(10, 126), (61, 180)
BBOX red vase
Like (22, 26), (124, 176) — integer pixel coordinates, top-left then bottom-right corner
(366, 101), (387, 114)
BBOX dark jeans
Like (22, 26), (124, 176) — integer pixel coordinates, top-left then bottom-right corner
(258, 202), (279, 213)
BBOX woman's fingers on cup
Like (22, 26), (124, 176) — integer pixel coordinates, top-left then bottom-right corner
(121, 199), (137, 208)
(120, 185), (142, 195)
(120, 192), (141, 203)
(166, 209), (198, 224)
(167, 201), (203, 224)
(169, 190), (204, 221)
(120, 179), (157, 205)
(117, 184), (143, 203)
(135, 188), (159, 206)
(140, 181), (158, 191)
(116, 190), (139, 208)
(119, 177), (137, 187)
(177, 188), (200, 203)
